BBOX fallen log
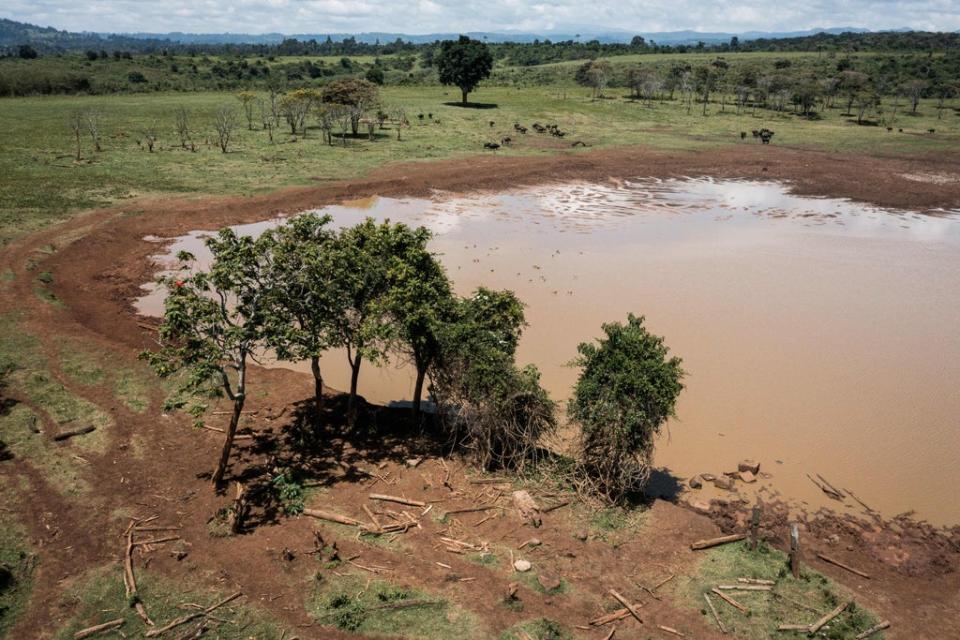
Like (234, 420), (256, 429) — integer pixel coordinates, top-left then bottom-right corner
(144, 592), (242, 637)
(369, 494), (426, 508)
(816, 474), (845, 499)
(690, 533), (747, 550)
(657, 625), (685, 637)
(809, 601), (850, 633)
(710, 588), (748, 614)
(54, 425), (96, 442)
(608, 589), (643, 624)
(777, 624), (813, 632)
(807, 474), (843, 500)
(73, 618), (125, 639)
(123, 525), (154, 626)
(703, 593), (726, 634)
(443, 505), (499, 517)
(737, 578), (775, 585)
(302, 509), (362, 527)
(540, 500), (571, 513)
(816, 553), (870, 579)
(588, 602), (644, 626)
(855, 620), (890, 639)
(716, 584), (772, 591)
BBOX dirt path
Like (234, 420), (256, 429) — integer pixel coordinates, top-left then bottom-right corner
(1, 145), (959, 639)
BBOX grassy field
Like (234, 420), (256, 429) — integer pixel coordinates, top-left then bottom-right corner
(0, 86), (956, 246)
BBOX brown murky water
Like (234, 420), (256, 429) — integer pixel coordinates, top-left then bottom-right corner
(136, 178), (960, 525)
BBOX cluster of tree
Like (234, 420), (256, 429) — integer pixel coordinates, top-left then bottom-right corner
(143, 215), (684, 503)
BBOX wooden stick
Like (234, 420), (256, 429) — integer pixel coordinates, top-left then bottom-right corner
(710, 588), (748, 614)
(844, 488), (877, 514)
(737, 578), (775, 585)
(809, 601), (850, 633)
(789, 524), (801, 578)
(369, 494), (426, 508)
(657, 625), (685, 637)
(541, 500), (571, 513)
(302, 509), (361, 527)
(123, 526), (154, 626)
(777, 624), (814, 632)
(144, 592), (242, 637)
(807, 474), (843, 500)
(362, 505), (382, 530)
(588, 603), (644, 626)
(54, 425), (96, 441)
(855, 621), (890, 639)
(469, 478), (509, 485)
(602, 627), (616, 640)
(690, 533), (747, 550)
(444, 505), (498, 517)
(366, 599), (443, 612)
(608, 590), (643, 624)
(73, 619), (125, 639)
(653, 574), (676, 589)
(771, 591), (823, 615)
(134, 536), (180, 547)
(703, 593), (726, 634)
(716, 584), (772, 591)
(816, 474), (845, 499)
(816, 553), (871, 579)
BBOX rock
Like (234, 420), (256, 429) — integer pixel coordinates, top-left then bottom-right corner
(513, 559), (532, 572)
(827, 534), (840, 545)
(688, 475), (703, 489)
(691, 500), (712, 514)
(738, 459), (761, 474)
(405, 457), (422, 468)
(575, 530), (589, 541)
(701, 473), (716, 482)
(714, 476), (736, 491)
(537, 573), (562, 592)
(739, 471), (757, 484)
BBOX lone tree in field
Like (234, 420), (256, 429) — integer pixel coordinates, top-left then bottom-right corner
(236, 90), (258, 130)
(569, 314), (684, 503)
(214, 105), (239, 153)
(68, 111), (83, 161)
(174, 106), (192, 150)
(436, 35), (494, 105)
(85, 109), (103, 152)
(142, 229), (274, 487)
(262, 213), (337, 423)
(321, 77), (378, 135)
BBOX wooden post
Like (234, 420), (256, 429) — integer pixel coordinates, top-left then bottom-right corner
(750, 505), (761, 550)
(789, 523), (801, 578)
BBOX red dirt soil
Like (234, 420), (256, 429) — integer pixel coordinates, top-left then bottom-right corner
(2, 145), (960, 639)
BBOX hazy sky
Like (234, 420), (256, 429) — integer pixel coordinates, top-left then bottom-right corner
(4, 0), (960, 35)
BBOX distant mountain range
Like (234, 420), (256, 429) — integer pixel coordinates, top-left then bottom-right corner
(2, 16), (943, 50)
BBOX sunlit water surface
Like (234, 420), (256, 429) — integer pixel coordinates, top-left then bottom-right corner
(136, 178), (960, 525)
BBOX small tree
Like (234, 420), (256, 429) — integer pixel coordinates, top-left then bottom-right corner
(258, 98), (274, 143)
(141, 229), (274, 487)
(901, 79), (928, 114)
(68, 110), (83, 161)
(213, 105), (238, 153)
(236, 90), (257, 130)
(84, 109), (103, 152)
(279, 88), (320, 136)
(262, 214), (337, 422)
(321, 77), (378, 135)
(436, 35), (494, 105)
(174, 106), (192, 150)
(569, 314), (684, 503)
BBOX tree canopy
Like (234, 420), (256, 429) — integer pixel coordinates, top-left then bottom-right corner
(436, 35), (494, 104)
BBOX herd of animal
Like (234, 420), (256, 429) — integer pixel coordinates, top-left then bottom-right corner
(484, 121), (570, 150)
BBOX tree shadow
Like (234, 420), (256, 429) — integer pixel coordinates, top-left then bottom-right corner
(442, 102), (499, 109)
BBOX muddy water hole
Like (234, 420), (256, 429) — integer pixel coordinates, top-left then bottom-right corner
(136, 177), (960, 526)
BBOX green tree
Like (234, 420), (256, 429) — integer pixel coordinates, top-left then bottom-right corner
(569, 314), (685, 503)
(141, 229), (274, 487)
(321, 77), (378, 135)
(436, 35), (494, 104)
(262, 213), (337, 423)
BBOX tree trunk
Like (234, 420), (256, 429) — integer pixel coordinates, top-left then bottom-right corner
(461, 88), (468, 105)
(311, 355), (323, 424)
(412, 365), (427, 420)
(347, 355), (361, 427)
(212, 393), (244, 487)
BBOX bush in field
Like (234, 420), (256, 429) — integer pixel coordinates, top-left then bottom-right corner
(569, 314), (684, 503)
(321, 77), (378, 135)
(432, 288), (556, 472)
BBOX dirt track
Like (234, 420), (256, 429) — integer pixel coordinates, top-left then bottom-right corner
(3, 145), (960, 638)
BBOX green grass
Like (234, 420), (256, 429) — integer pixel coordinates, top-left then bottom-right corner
(499, 618), (574, 640)
(57, 338), (152, 413)
(0, 87), (956, 247)
(515, 570), (570, 597)
(680, 541), (884, 640)
(0, 498), (37, 639)
(53, 566), (287, 640)
(309, 573), (481, 639)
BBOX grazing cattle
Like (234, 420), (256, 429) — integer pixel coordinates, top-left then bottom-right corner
(501, 136), (512, 145)
(428, 113), (433, 119)
(898, 128), (903, 132)
(489, 120), (496, 127)
(513, 123), (528, 134)
(757, 128), (775, 144)
(751, 129), (760, 138)
(551, 129), (566, 137)
(928, 128), (936, 133)
(532, 123), (546, 133)
(740, 131), (747, 139)
(483, 142), (500, 150)
(886, 127), (893, 132)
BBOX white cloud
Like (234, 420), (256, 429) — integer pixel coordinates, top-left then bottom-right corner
(3, 0), (959, 35)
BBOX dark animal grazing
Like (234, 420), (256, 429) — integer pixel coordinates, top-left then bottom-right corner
(898, 128), (903, 132)
(886, 127), (893, 132)
(501, 136), (512, 145)
(928, 129), (936, 133)
(428, 113), (433, 119)
(532, 123), (546, 133)
(740, 131), (747, 139)
(751, 129), (760, 138)
(513, 123), (528, 134)
(551, 129), (566, 137)
(483, 142), (500, 150)
(489, 121), (496, 127)
(417, 113), (424, 121)
(757, 128), (775, 144)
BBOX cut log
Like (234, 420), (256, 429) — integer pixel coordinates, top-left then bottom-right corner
(302, 509), (361, 527)
(368, 494), (426, 508)
(540, 500), (571, 513)
(690, 533), (747, 550)
(73, 618), (125, 639)
(588, 602), (644, 626)
(444, 505), (499, 517)
(54, 425), (96, 441)
(608, 589), (643, 624)
(703, 593), (726, 634)
(816, 553), (871, 579)
(512, 490), (541, 526)
(855, 621), (890, 639)
(710, 588), (748, 614)
(809, 601), (850, 633)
